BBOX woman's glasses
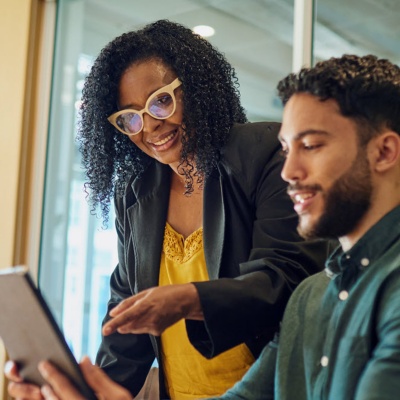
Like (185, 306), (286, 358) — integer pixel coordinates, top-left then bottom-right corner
(108, 78), (182, 136)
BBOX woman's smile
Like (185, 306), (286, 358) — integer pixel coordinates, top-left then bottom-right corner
(148, 128), (179, 149)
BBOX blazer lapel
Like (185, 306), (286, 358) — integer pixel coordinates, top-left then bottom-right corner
(125, 162), (226, 287)
(127, 162), (171, 292)
(203, 170), (225, 280)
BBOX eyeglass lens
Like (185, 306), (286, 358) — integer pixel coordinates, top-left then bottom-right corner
(116, 91), (175, 134)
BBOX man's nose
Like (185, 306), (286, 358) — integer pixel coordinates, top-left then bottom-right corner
(281, 151), (306, 184)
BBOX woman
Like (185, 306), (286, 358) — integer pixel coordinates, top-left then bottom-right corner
(6, 20), (328, 399)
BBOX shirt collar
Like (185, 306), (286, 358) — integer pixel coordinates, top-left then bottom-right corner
(325, 205), (400, 279)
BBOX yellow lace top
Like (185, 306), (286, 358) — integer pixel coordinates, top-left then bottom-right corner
(159, 223), (254, 399)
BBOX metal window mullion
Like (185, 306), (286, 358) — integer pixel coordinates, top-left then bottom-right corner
(292, 0), (315, 72)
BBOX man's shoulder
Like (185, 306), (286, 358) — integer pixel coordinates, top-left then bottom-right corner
(366, 237), (400, 291)
(287, 271), (329, 310)
(278, 271), (329, 350)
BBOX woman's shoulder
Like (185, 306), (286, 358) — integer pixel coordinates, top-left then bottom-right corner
(220, 122), (282, 171)
(224, 122), (281, 156)
(230, 121), (281, 137)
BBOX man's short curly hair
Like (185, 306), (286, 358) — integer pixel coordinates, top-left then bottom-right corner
(78, 19), (247, 220)
(277, 54), (400, 144)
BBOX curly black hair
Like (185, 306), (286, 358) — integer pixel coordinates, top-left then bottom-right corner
(277, 54), (400, 144)
(77, 19), (247, 221)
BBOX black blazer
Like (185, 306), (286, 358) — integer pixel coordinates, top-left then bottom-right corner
(96, 122), (330, 397)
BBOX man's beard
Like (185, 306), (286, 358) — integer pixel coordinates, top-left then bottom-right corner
(297, 149), (373, 240)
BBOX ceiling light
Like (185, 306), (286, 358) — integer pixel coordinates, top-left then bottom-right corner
(193, 25), (215, 38)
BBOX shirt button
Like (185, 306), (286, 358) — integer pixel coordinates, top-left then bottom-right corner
(361, 258), (370, 267)
(339, 290), (349, 301)
(346, 254), (351, 259)
(321, 356), (329, 367)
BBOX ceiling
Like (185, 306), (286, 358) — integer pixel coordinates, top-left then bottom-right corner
(78, 0), (400, 122)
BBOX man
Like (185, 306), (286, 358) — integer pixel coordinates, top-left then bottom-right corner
(213, 53), (400, 400)
(6, 53), (400, 399)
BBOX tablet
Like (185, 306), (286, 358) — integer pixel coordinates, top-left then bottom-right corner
(0, 266), (97, 399)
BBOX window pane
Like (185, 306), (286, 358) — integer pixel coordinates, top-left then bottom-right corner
(39, 0), (295, 361)
(314, 0), (400, 63)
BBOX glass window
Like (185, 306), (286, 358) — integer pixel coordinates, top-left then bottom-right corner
(314, 0), (400, 63)
(39, 0), (295, 361)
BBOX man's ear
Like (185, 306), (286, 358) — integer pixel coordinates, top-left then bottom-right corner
(371, 131), (400, 173)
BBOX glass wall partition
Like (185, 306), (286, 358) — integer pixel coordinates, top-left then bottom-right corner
(314, 0), (400, 64)
(39, 0), (295, 361)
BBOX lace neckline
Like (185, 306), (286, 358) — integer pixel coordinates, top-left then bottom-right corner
(163, 223), (203, 264)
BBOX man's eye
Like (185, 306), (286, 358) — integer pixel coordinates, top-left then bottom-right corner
(303, 144), (322, 151)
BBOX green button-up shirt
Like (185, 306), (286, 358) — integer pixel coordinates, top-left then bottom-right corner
(276, 205), (400, 400)
(214, 206), (400, 400)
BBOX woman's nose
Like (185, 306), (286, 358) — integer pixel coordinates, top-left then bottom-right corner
(142, 112), (162, 134)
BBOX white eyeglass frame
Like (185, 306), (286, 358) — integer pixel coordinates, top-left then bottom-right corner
(107, 78), (182, 136)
